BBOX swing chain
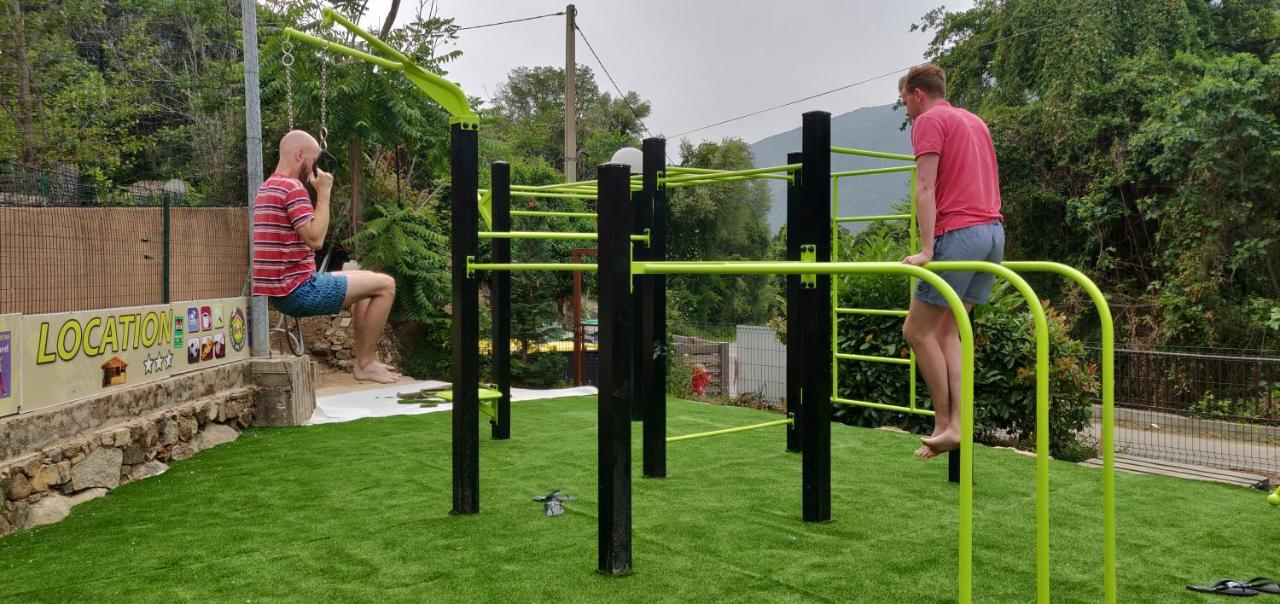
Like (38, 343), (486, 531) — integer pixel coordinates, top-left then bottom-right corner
(282, 40), (295, 130)
(318, 50), (329, 151)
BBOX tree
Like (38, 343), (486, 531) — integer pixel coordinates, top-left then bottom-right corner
(483, 65), (650, 178)
(666, 138), (775, 328)
(914, 0), (1280, 348)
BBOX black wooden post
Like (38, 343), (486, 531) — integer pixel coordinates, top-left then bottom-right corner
(784, 150), (802, 453)
(640, 137), (667, 478)
(799, 111), (832, 523)
(491, 162), (512, 440)
(597, 163), (634, 574)
(451, 123), (481, 515)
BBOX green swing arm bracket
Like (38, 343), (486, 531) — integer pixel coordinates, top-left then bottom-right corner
(282, 8), (479, 128)
(800, 244), (817, 288)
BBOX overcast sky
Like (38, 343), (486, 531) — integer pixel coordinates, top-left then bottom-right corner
(359, 0), (971, 150)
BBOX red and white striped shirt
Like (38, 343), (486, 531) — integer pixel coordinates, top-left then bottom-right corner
(252, 173), (316, 297)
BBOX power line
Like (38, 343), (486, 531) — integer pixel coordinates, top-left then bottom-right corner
(457, 11), (565, 32)
(573, 22), (653, 139)
(669, 12), (1083, 139)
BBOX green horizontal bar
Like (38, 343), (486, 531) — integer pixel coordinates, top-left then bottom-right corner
(666, 418), (793, 443)
(503, 190), (598, 200)
(282, 28), (405, 70)
(832, 165), (917, 178)
(666, 167), (793, 181)
(477, 231), (649, 243)
(660, 163), (802, 184)
(469, 262), (597, 272)
(664, 174), (795, 189)
(830, 147), (915, 161)
(835, 352), (911, 365)
(510, 210), (597, 219)
(835, 214), (911, 223)
(832, 397), (935, 416)
(836, 307), (908, 317)
(522, 176), (641, 192)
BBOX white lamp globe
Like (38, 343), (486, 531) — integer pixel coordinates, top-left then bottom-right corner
(609, 147), (643, 175)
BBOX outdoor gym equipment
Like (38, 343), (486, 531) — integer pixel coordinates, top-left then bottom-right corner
(1269, 487), (1280, 506)
(283, 11), (1116, 604)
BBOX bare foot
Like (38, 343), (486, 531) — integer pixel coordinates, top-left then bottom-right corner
(372, 360), (403, 378)
(921, 429), (960, 454)
(353, 363), (403, 384)
(914, 445), (941, 459)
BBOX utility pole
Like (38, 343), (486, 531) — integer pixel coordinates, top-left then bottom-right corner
(564, 4), (577, 183)
(241, 0), (269, 357)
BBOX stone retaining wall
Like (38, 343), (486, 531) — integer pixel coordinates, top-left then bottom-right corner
(0, 355), (313, 536)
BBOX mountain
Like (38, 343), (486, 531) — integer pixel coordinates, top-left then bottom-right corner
(749, 104), (913, 234)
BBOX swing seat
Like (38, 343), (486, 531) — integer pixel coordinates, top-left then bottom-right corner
(432, 388), (503, 419)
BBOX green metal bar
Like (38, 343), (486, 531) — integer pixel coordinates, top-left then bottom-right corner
(835, 352), (911, 366)
(510, 210), (597, 220)
(522, 176), (640, 192)
(832, 165), (918, 178)
(476, 231), (648, 244)
(281, 29), (404, 70)
(659, 163), (802, 185)
(1003, 261), (1116, 604)
(831, 177), (840, 400)
(908, 167), (919, 413)
(830, 146), (916, 161)
(836, 307), (908, 317)
(633, 260), (974, 603)
(666, 166), (792, 181)
(310, 9), (477, 125)
(832, 396), (935, 416)
(929, 261), (1051, 604)
(504, 190), (598, 200)
(836, 214), (911, 223)
(663, 174), (794, 188)
(665, 418), (793, 443)
(469, 262), (597, 273)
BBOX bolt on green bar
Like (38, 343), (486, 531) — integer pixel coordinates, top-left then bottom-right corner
(830, 146), (916, 161)
(510, 210), (597, 219)
(832, 165), (917, 179)
(835, 352), (912, 365)
(666, 418), (793, 443)
(835, 214), (912, 223)
(832, 396), (936, 416)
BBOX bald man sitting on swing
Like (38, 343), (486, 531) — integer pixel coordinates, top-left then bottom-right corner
(252, 130), (402, 384)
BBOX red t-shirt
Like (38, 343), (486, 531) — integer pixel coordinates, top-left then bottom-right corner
(251, 173), (316, 297)
(910, 100), (1004, 236)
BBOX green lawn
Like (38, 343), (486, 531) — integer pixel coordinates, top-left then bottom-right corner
(0, 396), (1275, 602)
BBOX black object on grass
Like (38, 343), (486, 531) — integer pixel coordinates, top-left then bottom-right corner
(533, 490), (575, 517)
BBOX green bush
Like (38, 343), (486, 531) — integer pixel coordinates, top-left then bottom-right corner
(510, 353), (568, 389)
(829, 222), (1099, 460)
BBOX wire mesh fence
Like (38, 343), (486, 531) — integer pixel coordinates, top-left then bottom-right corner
(0, 161), (248, 315)
(665, 323), (788, 411)
(1094, 346), (1280, 478)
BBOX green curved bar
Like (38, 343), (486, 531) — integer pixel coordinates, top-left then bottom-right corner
(285, 8), (478, 126)
(1003, 261), (1116, 604)
(510, 210), (597, 220)
(632, 259), (975, 604)
(929, 261), (1051, 604)
(832, 165), (917, 178)
(659, 163), (802, 185)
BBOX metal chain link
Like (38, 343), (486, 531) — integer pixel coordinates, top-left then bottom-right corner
(282, 40), (295, 130)
(318, 52), (328, 150)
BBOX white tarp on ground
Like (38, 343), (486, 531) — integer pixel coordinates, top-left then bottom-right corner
(308, 381), (598, 425)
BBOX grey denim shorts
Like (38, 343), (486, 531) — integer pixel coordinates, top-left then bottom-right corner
(915, 221), (1005, 307)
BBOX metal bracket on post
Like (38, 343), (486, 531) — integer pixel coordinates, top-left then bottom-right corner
(800, 244), (817, 288)
(465, 255), (476, 277)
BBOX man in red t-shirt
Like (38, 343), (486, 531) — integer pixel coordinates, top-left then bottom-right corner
(897, 64), (1005, 458)
(253, 130), (401, 384)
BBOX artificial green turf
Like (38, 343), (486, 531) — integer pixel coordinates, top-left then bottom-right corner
(0, 396), (1275, 602)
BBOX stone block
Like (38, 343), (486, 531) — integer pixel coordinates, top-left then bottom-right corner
(178, 417), (197, 441)
(71, 447), (123, 490)
(170, 443), (196, 462)
(122, 444), (147, 465)
(8, 472), (31, 500)
(159, 420), (179, 445)
(111, 428), (132, 447)
(195, 424), (239, 452)
(129, 460), (168, 481)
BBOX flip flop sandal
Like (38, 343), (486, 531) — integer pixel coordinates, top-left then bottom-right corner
(1244, 578), (1280, 595)
(1186, 579), (1260, 596)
